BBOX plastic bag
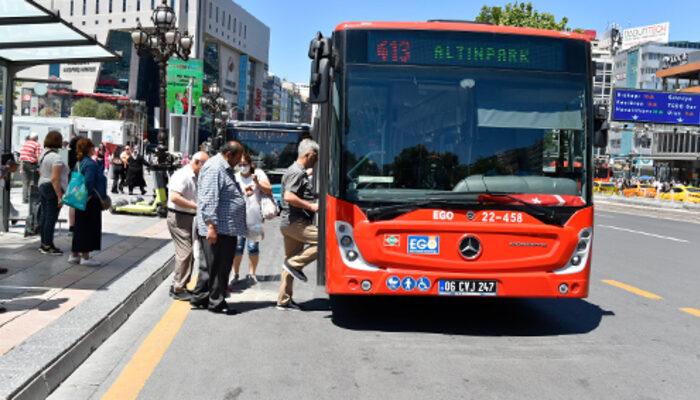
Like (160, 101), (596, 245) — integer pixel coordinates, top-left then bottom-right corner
(261, 195), (279, 220)
(62, 169), (88, 211)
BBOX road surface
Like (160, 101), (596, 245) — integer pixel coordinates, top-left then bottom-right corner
(48, 206), (700, 400)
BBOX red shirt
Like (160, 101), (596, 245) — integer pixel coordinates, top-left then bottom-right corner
(19, 140), (42, 164)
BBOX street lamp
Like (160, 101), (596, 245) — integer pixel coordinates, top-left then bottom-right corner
(200, 83), (235, 154)
(131, 0), (193, 167)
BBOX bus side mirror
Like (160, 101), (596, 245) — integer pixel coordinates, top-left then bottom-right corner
(308, 33), (332, 104)
(593, 118), (609, 148)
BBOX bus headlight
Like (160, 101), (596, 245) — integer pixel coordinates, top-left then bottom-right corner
(335, 222), (379, 272)
(554, 228), (592, 275)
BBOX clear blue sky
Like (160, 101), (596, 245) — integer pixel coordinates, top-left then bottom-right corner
(236, 0), (700, 83)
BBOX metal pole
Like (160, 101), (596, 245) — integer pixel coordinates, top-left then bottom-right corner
(185, 78), (193, 156)
(1, 66), (16, 232)
(158, 60), (168, 153)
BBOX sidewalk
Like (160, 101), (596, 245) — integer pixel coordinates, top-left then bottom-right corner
(0, 186), (174, 399)
(594, 194), (700, 211)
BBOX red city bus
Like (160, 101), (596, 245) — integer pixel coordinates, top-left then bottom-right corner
(307, 21), (607, 298)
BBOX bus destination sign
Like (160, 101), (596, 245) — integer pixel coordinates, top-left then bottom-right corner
(367, 32), (566, 71)
(612, 89), (700, 125)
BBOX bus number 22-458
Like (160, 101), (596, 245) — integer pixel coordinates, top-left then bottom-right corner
(481, 211), (523, 223)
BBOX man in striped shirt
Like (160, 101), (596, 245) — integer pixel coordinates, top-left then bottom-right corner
(19, 133), (42, 204)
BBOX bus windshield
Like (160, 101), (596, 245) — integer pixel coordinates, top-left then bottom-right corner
(229, 129), (302, 172)
(341, 64), (588, 204)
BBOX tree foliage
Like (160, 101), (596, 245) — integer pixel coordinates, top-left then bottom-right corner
(71, 98), (99, 117)
(71, 98), (121, 120)
(95, 102), (120, 120)
(475, 2), (572, 31)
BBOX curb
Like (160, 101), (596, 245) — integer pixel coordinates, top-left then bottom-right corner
(0, 247), (174, 400)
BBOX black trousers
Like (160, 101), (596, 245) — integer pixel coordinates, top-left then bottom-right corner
(38, 183), (59, 247)
(111, 165), (125, 193)
(191, 234), (237, 310)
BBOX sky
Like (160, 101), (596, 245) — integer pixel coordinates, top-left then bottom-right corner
(236, 0), (700, 84)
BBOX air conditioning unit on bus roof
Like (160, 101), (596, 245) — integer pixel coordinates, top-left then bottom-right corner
(427, 19), (493, 25)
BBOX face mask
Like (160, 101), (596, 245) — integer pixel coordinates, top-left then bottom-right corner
(238, 165), (250, 174)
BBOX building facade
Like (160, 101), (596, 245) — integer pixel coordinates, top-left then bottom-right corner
(608, 45), (700, 183)
(612, 42), (700, 90)
(591, 39), (614, 108)
(23, 0), (269, 124)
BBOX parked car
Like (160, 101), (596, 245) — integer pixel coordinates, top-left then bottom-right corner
(594, 181), (619, 195)
(622, 184), (657, 199)
(659, 186), (700, 203)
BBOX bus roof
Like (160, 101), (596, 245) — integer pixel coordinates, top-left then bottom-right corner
(334, 21), (593, 42)
(230, 121), (311, 133)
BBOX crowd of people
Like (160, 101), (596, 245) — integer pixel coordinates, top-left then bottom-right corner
(6, 132), (321, 314)
(166, 138), (320, 314)
(110, 144), (150, 196)
(12, 131), (108, 263)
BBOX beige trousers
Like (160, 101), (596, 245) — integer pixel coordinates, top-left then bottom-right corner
(167, 212), (195, 292)
(277, 222), (318, 305)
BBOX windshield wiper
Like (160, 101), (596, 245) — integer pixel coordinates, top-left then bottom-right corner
(365, 197), (478, 221)
(419, 191), (563, 225)
(475, 192), (560, 225)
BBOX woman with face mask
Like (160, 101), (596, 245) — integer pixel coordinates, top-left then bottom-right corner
(230, 152), (272, 286)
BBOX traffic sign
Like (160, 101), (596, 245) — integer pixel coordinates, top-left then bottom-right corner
(611, 89), (700, 126)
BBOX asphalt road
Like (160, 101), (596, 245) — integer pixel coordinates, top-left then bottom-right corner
(48, 205), (700, 400)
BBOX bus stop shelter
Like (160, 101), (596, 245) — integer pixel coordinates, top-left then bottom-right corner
(1, 0), (119, 231)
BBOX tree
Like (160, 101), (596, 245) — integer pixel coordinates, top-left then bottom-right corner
(475, 2), (573, 31)
(71, 98), (99, 117)
(95, 102), (120, 120)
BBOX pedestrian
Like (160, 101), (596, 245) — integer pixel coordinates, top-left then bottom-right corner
(19, 132), (42, 204)
(68, 138), (105, 266)
(111, 145), (126, 193)
(230, 152), (272, 286)
(277, 139), (320, 311)
(167, 151), (209, 301)
(189, 141), (246, 314)
(125, 149), (149, 195)
(37, 131), (69, 255)
(67, 135), (80, 232)
(0, 154), (19, 224)
(96, 143), (107, 174)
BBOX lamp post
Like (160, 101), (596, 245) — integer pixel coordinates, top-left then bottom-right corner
(131, 0), (193, 167)
(200, 83), (233, 154)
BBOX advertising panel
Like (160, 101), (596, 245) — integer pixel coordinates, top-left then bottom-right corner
(238, 54), (249, 111)
(612, 89), (700, 125)
(167, 59), (204, 117)
(621, 22), (670, 51)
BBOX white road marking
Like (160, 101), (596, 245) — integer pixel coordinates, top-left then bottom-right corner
(597, 224), (690, 243)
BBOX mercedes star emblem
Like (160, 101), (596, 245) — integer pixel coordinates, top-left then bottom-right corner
(458, 234), (482, 260)
(467, 211), (475, 221)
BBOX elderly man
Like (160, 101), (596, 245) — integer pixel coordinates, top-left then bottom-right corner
(190, 141), (246, 314)
(167, 151), (209, 301)
(19, 132), (42, 204)
(277, 139), (320, 311)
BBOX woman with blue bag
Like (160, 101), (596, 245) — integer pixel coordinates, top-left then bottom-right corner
(68, 138), (105, 266)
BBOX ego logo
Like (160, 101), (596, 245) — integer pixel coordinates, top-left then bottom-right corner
(432, 210), (454, 220)
(407, 235), (440, 255)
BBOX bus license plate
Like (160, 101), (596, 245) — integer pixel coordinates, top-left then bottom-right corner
(438, 280), (497, 296)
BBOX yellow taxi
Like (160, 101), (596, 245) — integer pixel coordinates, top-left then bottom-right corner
(594, 181), (619, 195)
(622, 184), (657, 198)
(659, 186), (700, 203)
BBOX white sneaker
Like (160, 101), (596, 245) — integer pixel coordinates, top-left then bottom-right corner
(68, 255), (81, 264)
(80, 258), (100, 267)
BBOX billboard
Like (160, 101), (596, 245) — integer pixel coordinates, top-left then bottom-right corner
(167, 58), (204, 117)
(611, 89), (700, 125)
(621, 22), (670, 51)
(238, 54), (249, 111)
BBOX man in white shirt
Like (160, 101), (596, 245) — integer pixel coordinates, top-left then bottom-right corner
(167, 151), (209, 300)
